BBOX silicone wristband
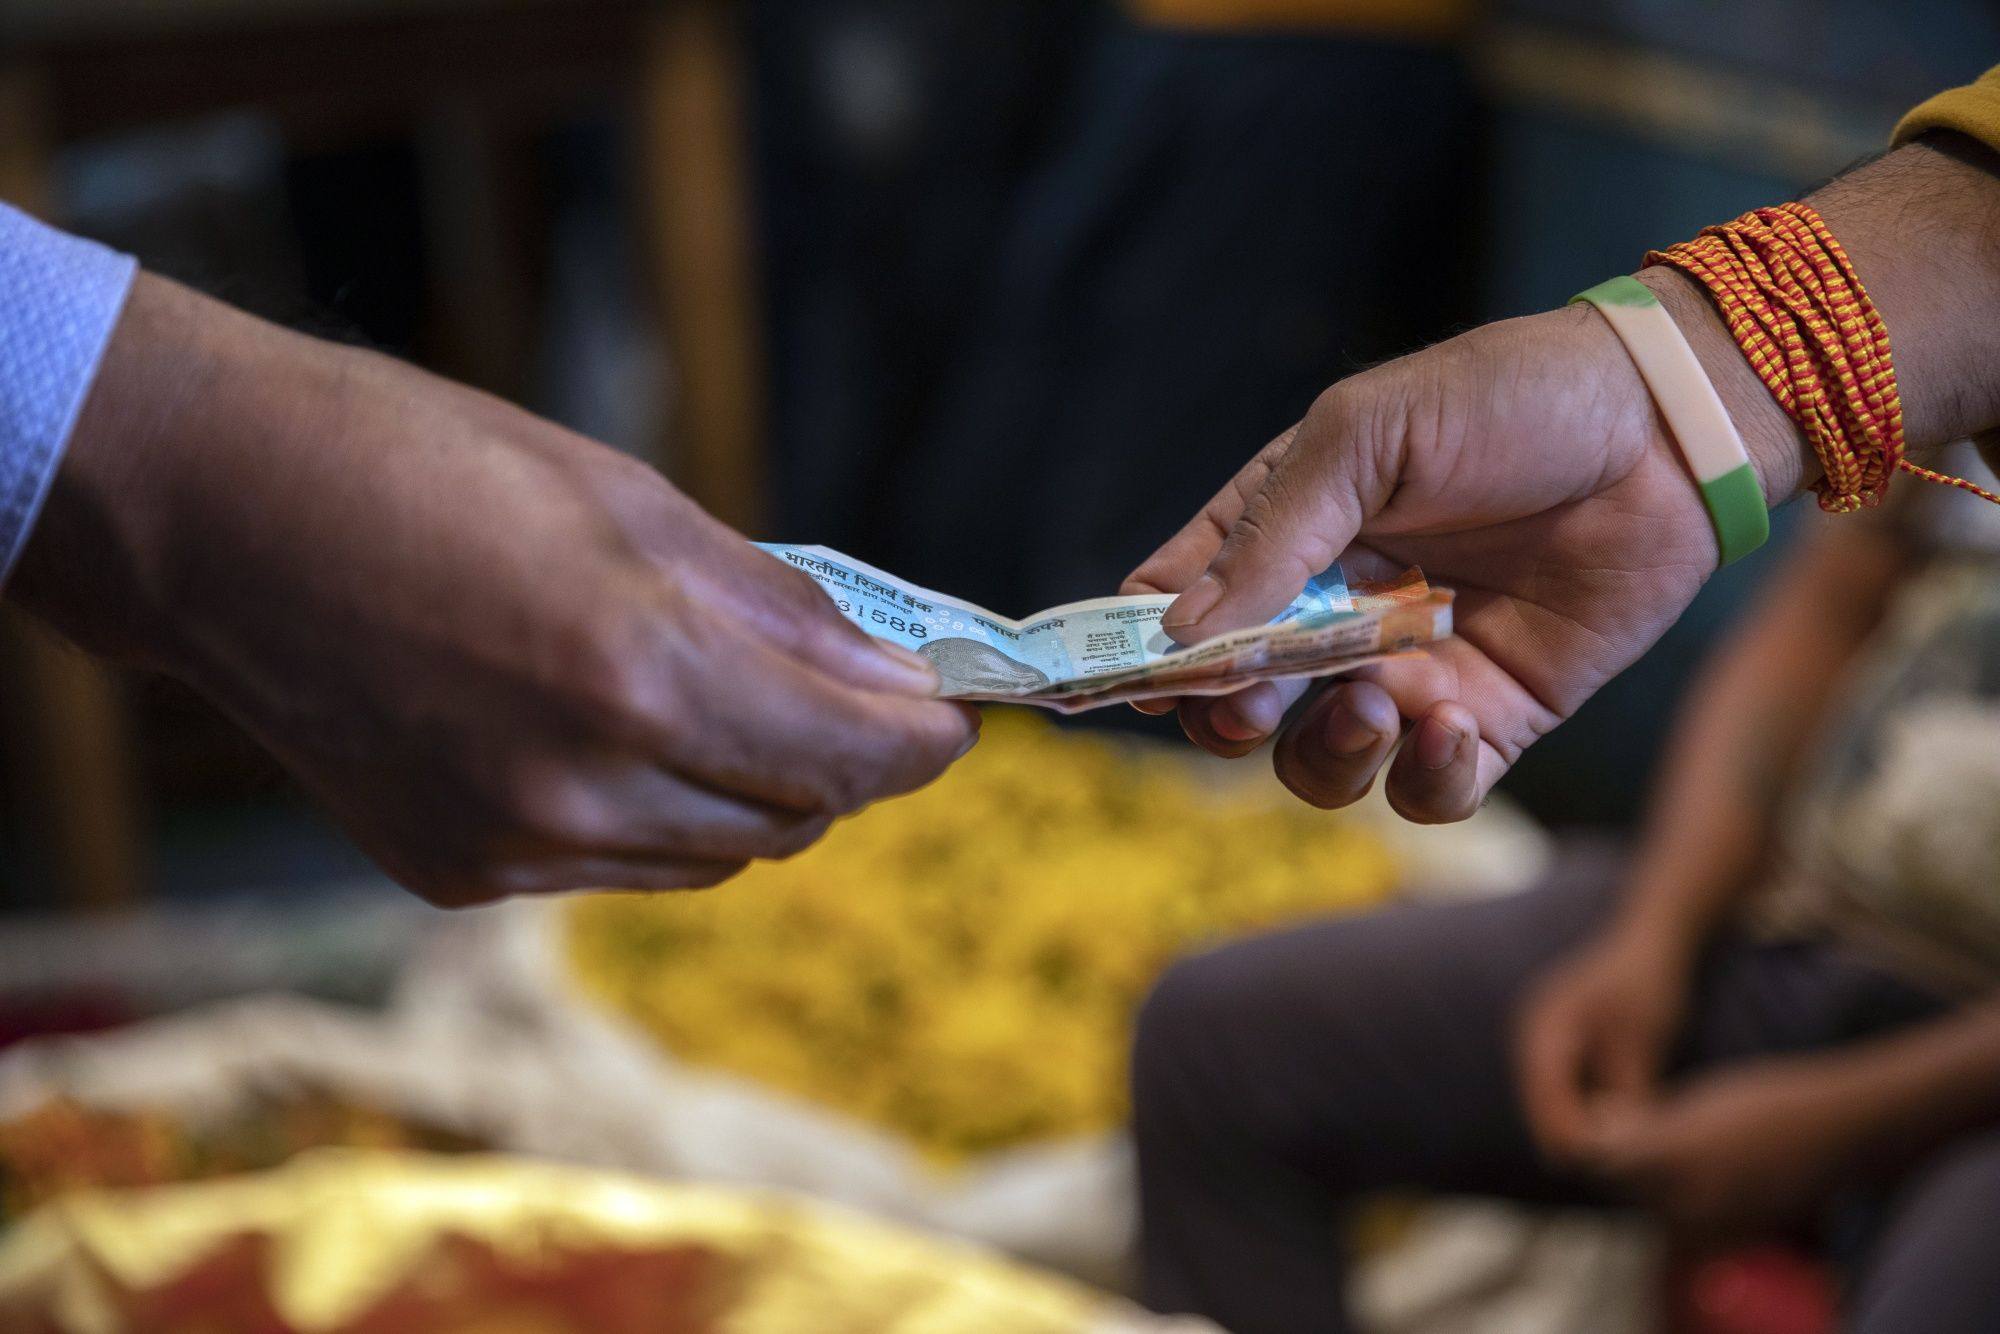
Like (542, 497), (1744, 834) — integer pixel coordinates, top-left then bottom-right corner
(1571, 275), (1769, 566)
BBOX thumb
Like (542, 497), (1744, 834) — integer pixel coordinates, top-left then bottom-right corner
(728, 547), (944, 698)
(1160, 395), (1376, 642)
(788, 589), (944, 698)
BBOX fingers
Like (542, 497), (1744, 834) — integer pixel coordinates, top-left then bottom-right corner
(1515, 994), (1595, 1163)
(1574, 1101), (1666, 1185)
(520, 762), (837, 864)
(1167, 677), (1488, 823)
(1162, 403), (1376, 641)
(1576, 1101), (1687, 1204)
(1121, 428), (1305, 724)
(488, 855), (754, 901)
(725, 548), (945, 697)
(1382, 701), (1483, 824)
(1123, 427), (1295, 598)
(408, 849), (754, 907)
(1271, 680), (1401, 808)
(1169, 678), (1309, 757)
(1203, 681), (1294, 744)
(666, 619), (981, 816)
(1296, 643), (1526, 823)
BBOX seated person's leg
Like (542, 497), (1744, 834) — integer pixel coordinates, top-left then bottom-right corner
(1133, 867), (1619, 1333)
(1848, 1129), (2000, 1333)
(1134, 870), (1948, 1333)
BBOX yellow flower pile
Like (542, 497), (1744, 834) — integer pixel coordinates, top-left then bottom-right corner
(565, 713), (1399, 1161)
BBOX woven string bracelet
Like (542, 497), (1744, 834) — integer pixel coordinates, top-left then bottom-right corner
(1645, 201), (2000, 514)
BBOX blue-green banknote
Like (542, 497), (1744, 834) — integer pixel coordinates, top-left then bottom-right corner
(760, 544), (1451, 712)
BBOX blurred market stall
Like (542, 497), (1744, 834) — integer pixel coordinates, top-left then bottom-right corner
(0, 1151), (1217, 1333)
(2, 718), (1548, 1292)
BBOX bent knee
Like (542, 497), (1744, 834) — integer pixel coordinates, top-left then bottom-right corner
(1133, 929), (1356, 1103)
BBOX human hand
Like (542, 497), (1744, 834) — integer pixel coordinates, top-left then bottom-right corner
(12, 276), (978, 905)
(1513, 919), (1696, 1164)
(1580, 1057), (1875, 1242)
(1125, 271), (1804, 822)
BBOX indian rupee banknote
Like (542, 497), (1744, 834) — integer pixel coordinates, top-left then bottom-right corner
(760, 543), (1451, 712)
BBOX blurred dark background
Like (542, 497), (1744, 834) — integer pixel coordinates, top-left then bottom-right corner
(2, 0), (1996, 923)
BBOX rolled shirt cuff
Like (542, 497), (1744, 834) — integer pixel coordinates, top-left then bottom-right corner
(0, 203), (138, 586)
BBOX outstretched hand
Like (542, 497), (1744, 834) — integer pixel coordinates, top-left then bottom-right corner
(13, 275), (978, 905)
(1126, 273), (1798, 823)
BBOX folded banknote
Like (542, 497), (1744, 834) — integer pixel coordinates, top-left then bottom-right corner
(760, 543), (1452, 713)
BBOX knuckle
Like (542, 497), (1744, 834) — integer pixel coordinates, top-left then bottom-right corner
(777, 563), (840, 615)
(807, 751), (877, 816)
(558, 603), (670, 736)
(1222, 496), (1330, 590)
(1309, 378), (1361, 419)
(1299, 381), (1368, 452)
(487, 762), (609, 846)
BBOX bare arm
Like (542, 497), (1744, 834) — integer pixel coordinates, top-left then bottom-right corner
(1582, 992), (2000, 1238)
(1131, 135), (2000, 822)
(7, 274), (976, 904)
(1512, 510), (1912, 1158)
(1609, 511), (1913, 959)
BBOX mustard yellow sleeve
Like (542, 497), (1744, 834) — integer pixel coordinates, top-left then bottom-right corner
(1895, 65), (2000, 152)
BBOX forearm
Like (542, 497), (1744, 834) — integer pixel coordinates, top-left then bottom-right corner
(1640, 135), (2000, 505)
(1610, 520), (1907, 953)
(1601, 139), (2000, 948)
(1799, 997), (2000, 1167)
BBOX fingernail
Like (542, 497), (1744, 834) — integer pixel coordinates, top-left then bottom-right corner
(1161, 575), (1223, 631)
(1213, 690), (1282, 741)
(1415, 716), (1464, 770)
(1323, 699), (1381, 757)
(847, 641), (940, 694)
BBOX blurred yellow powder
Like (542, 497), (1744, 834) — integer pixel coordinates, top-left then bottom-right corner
(565, 713), (1398, 1161)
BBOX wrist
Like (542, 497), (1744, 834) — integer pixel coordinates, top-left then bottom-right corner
(1630, 138), (2000, 511)
(1606, 879), (1720, 967)
(1862, 1002), (2000, 1146)
(1634, 266), (1813, 507)
(9, 275), (282, 673)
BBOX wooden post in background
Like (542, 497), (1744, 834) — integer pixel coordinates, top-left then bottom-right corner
(638, 0), (769, 533)
(0, 62), (150, 910)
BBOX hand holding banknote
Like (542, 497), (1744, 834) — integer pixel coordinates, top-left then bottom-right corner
(1127, 274), (1802, 823)
(12, 276), (977, 905)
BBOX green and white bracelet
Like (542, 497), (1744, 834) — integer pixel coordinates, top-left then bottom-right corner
(1571, 274), (1770, 566)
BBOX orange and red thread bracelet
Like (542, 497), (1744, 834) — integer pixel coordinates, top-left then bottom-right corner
(1644, 201), (2000, 516)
